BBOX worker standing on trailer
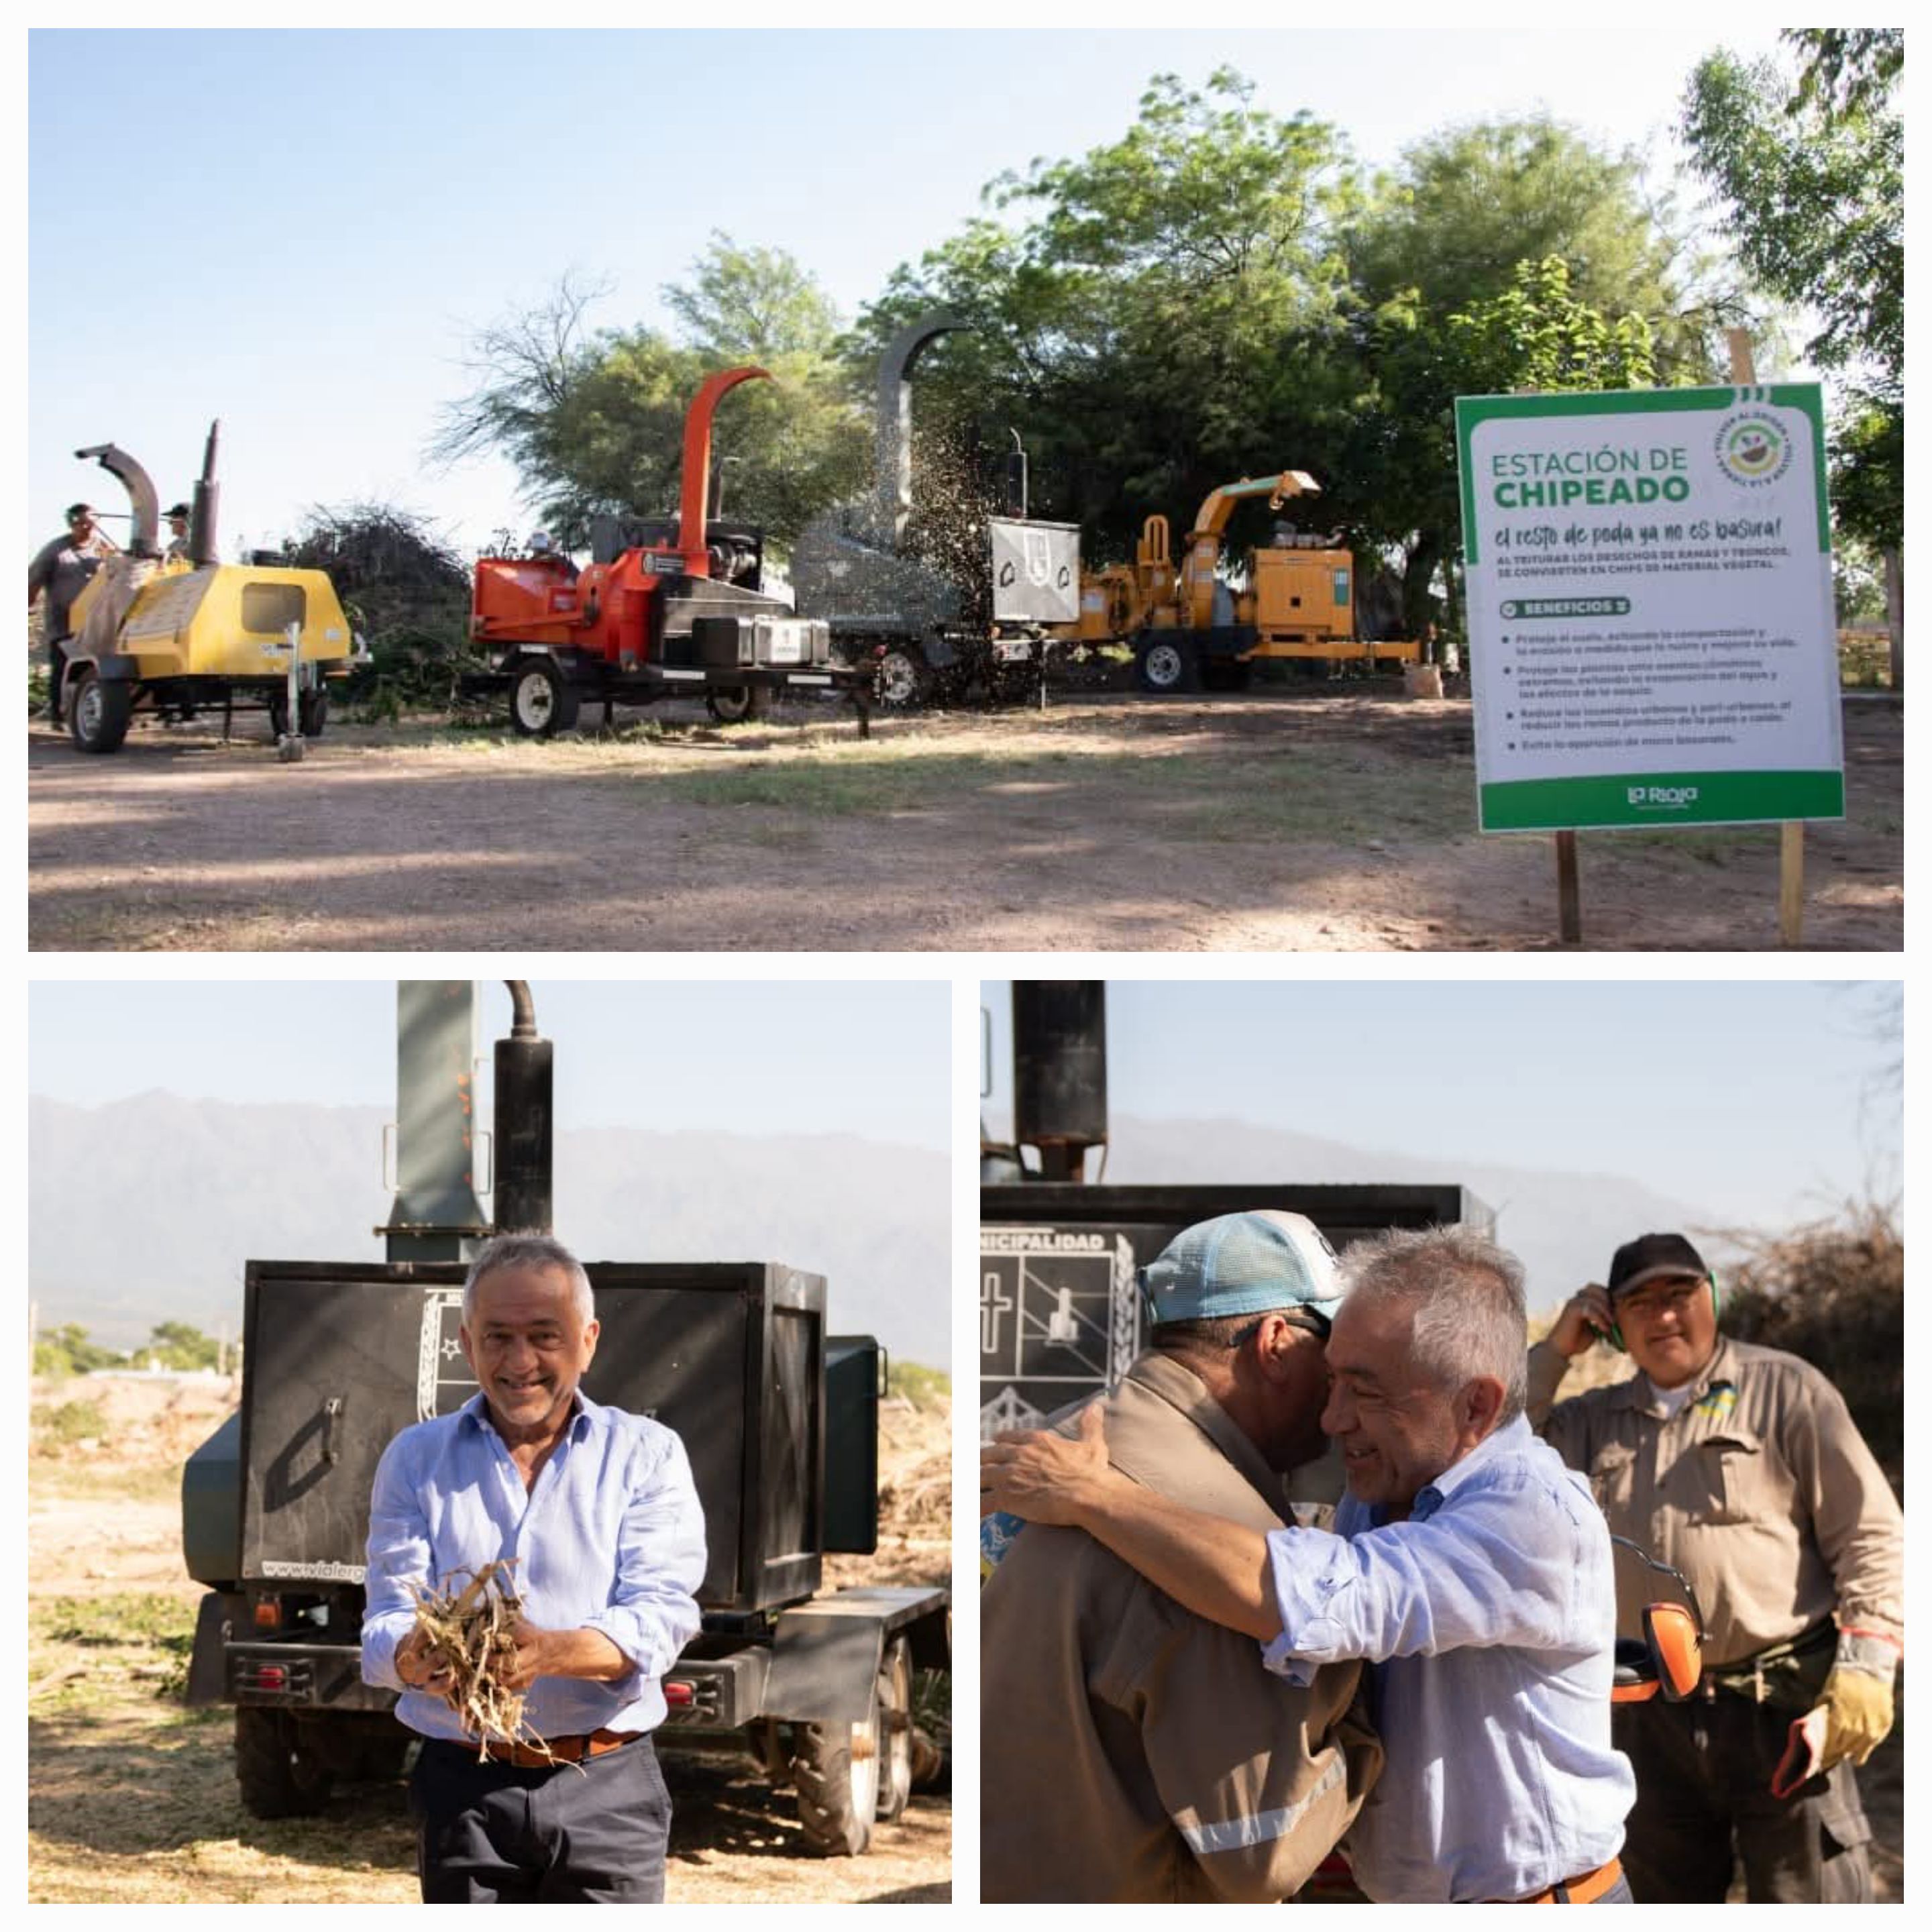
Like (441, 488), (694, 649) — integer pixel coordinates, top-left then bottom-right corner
(1532, 1233), (1903, 1903)
(163, 502), (193, 564)
(983, 1226), (1638, 1904)
(979, 1212), (1382, 1902)
(361, 1232), (707, 1904)
(26, 502), (113, 725)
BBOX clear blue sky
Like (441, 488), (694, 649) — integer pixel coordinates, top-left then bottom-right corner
(29, 979), (951, 1151)
(29, 25), (1788, 555)
(981, 979), (1902, 1234)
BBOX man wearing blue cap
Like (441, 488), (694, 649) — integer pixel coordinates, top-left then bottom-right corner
(985, 1224), (1636, 1904)
(979, 1210), (1382, 1903)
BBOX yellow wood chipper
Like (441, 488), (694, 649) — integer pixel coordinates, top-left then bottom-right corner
(59, 422), (357, 753)
(1053, 471), (1421, 692)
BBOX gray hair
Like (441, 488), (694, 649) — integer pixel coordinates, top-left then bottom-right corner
(462, 1231), (596, 1330)
(1339, 1225), (1528, 1426)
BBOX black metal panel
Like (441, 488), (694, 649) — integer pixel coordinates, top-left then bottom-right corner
(239, 1259), (826, 1616)
(978, 1183), (1490, 1437)
(824, 1336), (881, 1554)
(1012, 983), (1107, 1169)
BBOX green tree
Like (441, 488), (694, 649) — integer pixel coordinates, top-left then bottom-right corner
(431, 241), (869, 552)
(1682, 35), (1904, 684)
(858, 70), (1360, 557)
(1336, 117), (1711, 631)
(143, 1322), (223, 1372)
(33, 1323), (123, 1379)
(1446, 257), (1657, 397)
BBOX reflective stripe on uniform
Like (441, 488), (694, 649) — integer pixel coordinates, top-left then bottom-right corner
(1176, 1751), (1345, 1855)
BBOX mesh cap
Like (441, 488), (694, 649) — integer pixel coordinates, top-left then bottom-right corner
(1608, 1232), (1709, 1299)
(1140, 1210), (1343, 1327)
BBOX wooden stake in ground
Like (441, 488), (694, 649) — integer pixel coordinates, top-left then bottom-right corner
(1726, 327), (1806, 947)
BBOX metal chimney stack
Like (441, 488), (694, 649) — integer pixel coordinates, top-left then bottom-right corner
(492, 981), (553, 1236)
(380, 981), (490, 1260)
(1012, 981), (1108, 1182)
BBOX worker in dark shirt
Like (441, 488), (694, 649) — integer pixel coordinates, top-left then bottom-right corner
(27, 503), (113, 724)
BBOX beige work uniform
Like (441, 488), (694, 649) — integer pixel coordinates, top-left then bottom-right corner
(980, 1352), (1381, 1902)
(1527, 1334), (1902, 1668)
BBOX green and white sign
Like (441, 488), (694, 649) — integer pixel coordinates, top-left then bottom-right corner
(1456, 386), (1844, 832)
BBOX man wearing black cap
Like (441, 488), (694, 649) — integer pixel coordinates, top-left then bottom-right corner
(27, 502), (113, 724)
(1531, 1232), (1903, 1902)
(164, 503), (193, 565)
(979, 1210), (1380, 1902)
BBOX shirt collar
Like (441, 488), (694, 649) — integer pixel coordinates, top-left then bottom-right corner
(460, 1386), (598, 1442)
(1612, 1334), (1732, 1416)
(1413, 1413), (1534, 1516)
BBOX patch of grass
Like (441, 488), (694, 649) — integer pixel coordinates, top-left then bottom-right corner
(33, 1592), (197, 1703)
(887, 1362), (951, 1409)
(32, 1399), (109, 1450)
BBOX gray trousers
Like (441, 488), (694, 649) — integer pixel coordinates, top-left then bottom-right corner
(410, 1733), (672, 1902)
(1613, 1694), (1872, 1902)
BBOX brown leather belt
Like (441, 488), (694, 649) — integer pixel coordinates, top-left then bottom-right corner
(1515, 1856), (1623, 1904)
(471, 1727), (640, 1768)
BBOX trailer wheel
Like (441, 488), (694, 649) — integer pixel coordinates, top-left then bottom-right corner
(1134, 637), (1197, 694)
(234, 1706), (332, 1819)
(705, 685), (763, 724)
(876, 1637), (915, 1823)
(790, 1673), (883, 1856)
(68, 669), (133, 753)
(267, 688), (330, 741)
(510, 658), (580, 737)
(872, 646), (928, 709)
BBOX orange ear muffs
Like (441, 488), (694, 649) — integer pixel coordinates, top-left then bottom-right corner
(1644, 1601), (1703, 1701)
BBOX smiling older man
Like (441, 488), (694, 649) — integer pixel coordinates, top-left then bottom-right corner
(982, 1224), (1636, 1904)
(360, 1233), (706, 1902)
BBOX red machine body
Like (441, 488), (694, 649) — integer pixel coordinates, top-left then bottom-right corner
(471, 365), (769, 669)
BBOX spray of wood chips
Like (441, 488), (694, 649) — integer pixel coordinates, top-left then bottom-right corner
(407, 1559), (566, 1765)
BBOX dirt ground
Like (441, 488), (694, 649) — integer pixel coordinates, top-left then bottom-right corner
(26, 688), (1902, 953)
(27, 1377), (951, 1904)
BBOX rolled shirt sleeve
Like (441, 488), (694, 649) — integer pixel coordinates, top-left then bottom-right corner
(1260, 1478), (1585, 1682)
(579, 1426), (707, 1682)
(360, 1428), (434, 1691)
(1783, 1371), (1904, 1646)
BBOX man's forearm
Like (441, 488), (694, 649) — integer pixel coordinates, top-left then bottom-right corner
(1077, 1475), (1283, 1642)
(539, 1627), (633, 1683)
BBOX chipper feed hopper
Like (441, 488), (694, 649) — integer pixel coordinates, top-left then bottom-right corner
(182, 981), (947, 1856)
(466, 368), (871, 734)
(790, 315), (1079, 706)
(59, 422), (355, 752)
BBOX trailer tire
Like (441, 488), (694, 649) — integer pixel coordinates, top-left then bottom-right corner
(876, 1637), (915, 1824)
(705, 685), (763, 724)
(872, 645), (928, 709)
(510, 658), (579, 737)
(235, 1706), (332, 1819)
(1134, 637), (1197, 694)
(68, 669), (132, 753)
(790, 1674), (882, 1856)
(267, 688), (330, 741)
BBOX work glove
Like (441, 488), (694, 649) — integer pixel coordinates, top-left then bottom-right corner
(1811, 1631), (1900, 1770)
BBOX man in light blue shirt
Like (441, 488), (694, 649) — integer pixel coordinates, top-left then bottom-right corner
(361, 1232), (706, 1902)
(983, 1224), (1637, 1903)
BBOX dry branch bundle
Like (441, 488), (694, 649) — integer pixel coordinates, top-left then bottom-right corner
(407, 1559), (560, 1764)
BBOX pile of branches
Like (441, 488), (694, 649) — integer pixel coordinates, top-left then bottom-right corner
(408, 1559), (559, 1762)
(285, 502), (488, 719)
(1719, 1199), (1902, 1493)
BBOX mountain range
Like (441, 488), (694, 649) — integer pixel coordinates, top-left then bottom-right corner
(29, 1092), (950, 1364)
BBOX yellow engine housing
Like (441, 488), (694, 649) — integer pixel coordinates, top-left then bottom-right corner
(68, 562), (353, 681)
